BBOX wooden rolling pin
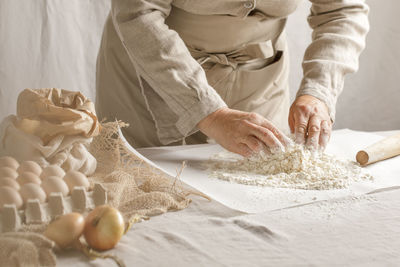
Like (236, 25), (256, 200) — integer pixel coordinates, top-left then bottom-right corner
(356, 133), (400, 166)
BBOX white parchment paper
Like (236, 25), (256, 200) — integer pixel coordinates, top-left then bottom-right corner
(125, 129), (400, 213)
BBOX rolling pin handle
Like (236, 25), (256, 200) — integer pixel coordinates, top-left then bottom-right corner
(356, 150), (369, 166)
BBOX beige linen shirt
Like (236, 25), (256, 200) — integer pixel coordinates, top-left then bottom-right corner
(99, 0), (369, 146)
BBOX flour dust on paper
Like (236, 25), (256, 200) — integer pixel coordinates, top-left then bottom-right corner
(206, 143), (373, 190)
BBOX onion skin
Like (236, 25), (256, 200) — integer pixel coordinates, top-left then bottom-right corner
(44, 212), (85, 248)
(84, 205), (125, 251)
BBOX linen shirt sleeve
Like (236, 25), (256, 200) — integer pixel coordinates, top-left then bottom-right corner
(297, 0), (369, 121)
(110, 0), (227, 142)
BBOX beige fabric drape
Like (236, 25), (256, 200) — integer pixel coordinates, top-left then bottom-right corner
(96, 0), (369, 147)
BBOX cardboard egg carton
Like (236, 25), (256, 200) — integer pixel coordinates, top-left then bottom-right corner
(0, 183), (107, 233)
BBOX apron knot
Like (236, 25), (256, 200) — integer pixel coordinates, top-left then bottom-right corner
(188, 40), (276, 87)
(190, 40), (275, 67)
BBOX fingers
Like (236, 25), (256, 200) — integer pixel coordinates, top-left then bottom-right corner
(290, 95), (332, 149)
(293, 112), (309, 145)
(241, 113), (286, 151)
(319, 120), (331, 150)
(229, 143), (253, 158)
(228, 136), (266, 158)
(260, 120), (292, 147)
(241, 135), (263, 153)
(250, 125), (284, 152)
(288, 111), (295, 134)
(306, 115), (321, 149)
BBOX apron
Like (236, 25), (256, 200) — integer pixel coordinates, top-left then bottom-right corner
(165, 7), (290, 144)
(96, 6), (290, 147)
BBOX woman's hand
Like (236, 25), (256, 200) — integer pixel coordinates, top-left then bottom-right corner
(197, 107), (291, 157)
(288, 95), (332, 150)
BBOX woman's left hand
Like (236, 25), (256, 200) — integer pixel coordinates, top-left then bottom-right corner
(288, 95), (332, 150)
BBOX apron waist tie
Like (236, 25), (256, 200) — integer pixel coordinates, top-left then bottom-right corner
(188, 40), (279, 86)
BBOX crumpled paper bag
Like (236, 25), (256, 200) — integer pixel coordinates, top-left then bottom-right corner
(0, 88), (100, 175)
(16, 88), (100, 143)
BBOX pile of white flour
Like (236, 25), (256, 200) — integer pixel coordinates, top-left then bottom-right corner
(206, 144), (373, 190)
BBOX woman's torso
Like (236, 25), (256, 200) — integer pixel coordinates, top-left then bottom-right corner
(96, 0), (304, 146)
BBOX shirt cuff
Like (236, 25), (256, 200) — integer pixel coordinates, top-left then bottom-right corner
(176, 90), (227, 138)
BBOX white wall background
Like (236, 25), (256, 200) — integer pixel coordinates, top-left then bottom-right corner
(0, 0), (399, 131)
(0, 0), (110, 115)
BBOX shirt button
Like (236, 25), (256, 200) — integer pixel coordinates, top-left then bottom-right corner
(244, 1), (254, 9)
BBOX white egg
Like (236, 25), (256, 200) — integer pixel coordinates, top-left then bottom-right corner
(17, 172), (42, 185)
(18, 161), (42, 176)
(0, 186), (23, 211)
(41, 176), (69, 197)
(20, 183), (47, 204)
(0, 177), (20, 190)
(0, 156), (19, 169)
(40, 165), (66, 180)
(0, 167), (18, 179)
(63, 171), (90, 191)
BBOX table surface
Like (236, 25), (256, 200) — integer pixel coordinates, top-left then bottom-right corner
(57, 130), (400, 267)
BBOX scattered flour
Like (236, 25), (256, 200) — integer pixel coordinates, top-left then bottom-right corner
(273, 194), (378, 221)
(206, 143), (373, 190)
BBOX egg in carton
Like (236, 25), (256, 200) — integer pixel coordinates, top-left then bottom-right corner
(0, 156), (107, 233)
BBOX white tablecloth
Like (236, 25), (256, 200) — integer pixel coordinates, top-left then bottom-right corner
(57, 130), (400, 266)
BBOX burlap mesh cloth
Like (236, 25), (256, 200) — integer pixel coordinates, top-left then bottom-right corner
(1, 120), (196, 266)
(0, 232), (56, 266)
(87, 120), (193, 220)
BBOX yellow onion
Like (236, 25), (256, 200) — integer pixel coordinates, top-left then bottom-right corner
(44, 212), (85, 248)
(83, 205), (125, 251)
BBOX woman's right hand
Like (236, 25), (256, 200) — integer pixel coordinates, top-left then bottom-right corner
(197, 107), (291, 157)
